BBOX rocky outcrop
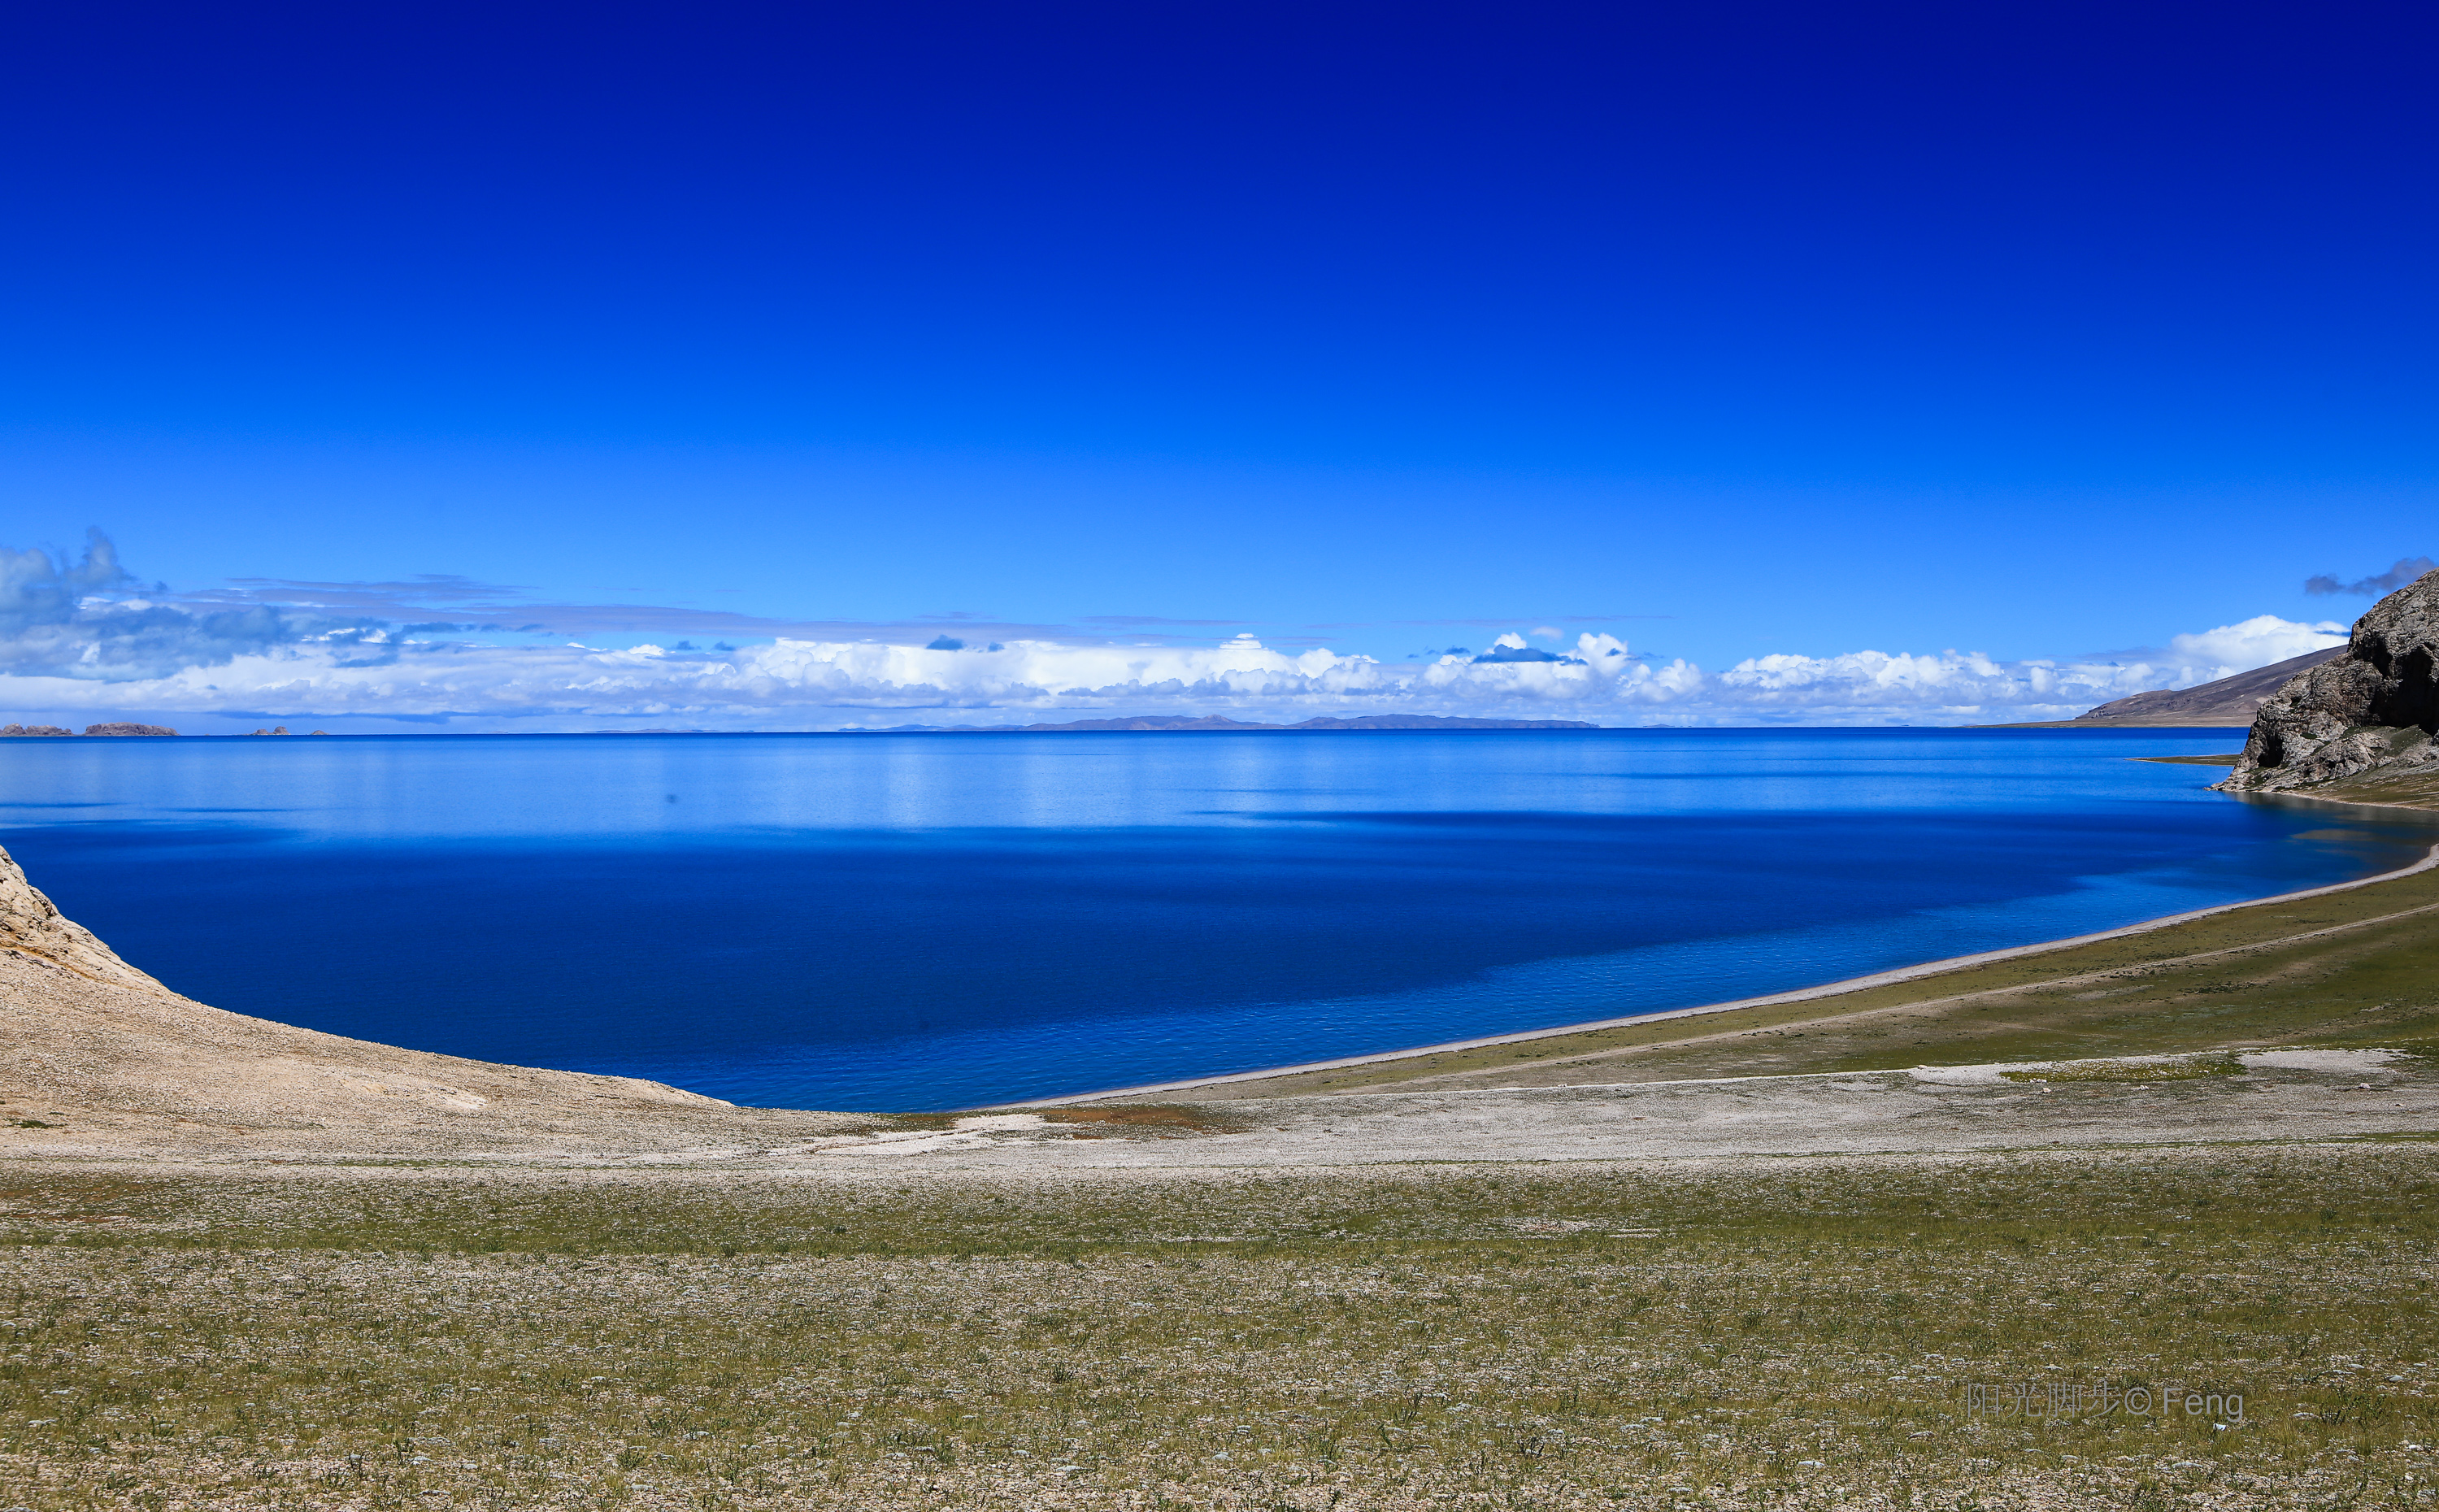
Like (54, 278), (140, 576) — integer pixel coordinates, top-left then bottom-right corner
(2219, 567), (2439, 793)
(0, 848), (167, 992)
(82, 722), (176, 736)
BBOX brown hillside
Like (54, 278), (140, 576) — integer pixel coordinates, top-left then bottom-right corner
(0, 845), (861, 1158)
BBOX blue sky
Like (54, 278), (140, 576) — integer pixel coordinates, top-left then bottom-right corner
(0, 2), (2430, 728)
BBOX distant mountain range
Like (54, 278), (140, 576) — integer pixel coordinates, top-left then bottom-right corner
(2003, 647), (2347, 728)
(1005, 714), (1604, 732)
(893, 715), (1603, 732)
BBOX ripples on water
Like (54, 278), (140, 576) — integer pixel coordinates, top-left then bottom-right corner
(2, 729), (2430, 1110)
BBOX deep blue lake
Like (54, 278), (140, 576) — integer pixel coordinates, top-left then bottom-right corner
(2, 729), (2430, 1110)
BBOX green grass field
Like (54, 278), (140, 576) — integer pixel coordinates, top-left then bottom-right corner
(3, 1145), (2435, 1509)
(7, 792), (2435, 1508)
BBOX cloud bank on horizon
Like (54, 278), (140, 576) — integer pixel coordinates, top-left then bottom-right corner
(0, 534), (2360, 729)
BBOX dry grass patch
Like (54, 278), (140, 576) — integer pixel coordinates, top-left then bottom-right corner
(0, 1145), (2435, 1508)
(1998, 1055), (2249, 1084)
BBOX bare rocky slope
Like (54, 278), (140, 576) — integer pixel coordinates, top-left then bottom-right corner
(1988, 646), (2344, 728)
(2067, 645), (2344, 725)
(2219, 566), (2439, 796)
(0, 845), (863, 1157)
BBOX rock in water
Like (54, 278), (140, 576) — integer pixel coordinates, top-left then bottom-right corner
(2219, 565), (2439, 793)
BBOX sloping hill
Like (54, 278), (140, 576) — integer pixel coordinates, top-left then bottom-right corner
(1993, 645), (2345, 728)
(2071, 645), (2346, 725)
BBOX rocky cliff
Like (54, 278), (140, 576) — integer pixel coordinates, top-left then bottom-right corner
(2218, 566), (2439, 797)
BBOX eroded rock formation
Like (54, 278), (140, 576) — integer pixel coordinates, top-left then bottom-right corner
(2219, 566), (2439, 794)
(0, 847), (167, 992)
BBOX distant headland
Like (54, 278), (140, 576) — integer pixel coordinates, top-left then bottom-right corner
(1987, 645), (2347, 728)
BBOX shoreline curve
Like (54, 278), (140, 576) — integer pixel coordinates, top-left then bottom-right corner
(994, 812), (2439, 1109)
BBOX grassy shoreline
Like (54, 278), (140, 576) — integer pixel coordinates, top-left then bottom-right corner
(8, 784), (2437, 1509)
(1145, 807), (2439, 1102)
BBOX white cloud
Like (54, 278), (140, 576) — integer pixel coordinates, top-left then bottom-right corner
(0, 615), (2350, 730)
(0, 531), (2354, 728)
(2, 530), (395, 681)
(1698, 615), (2345, 725)
(2160, 614), (2347, 672)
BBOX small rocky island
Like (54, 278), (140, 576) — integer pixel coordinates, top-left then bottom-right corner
(2217, 564), (2439, 806)
(0, 722), (176, 736)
